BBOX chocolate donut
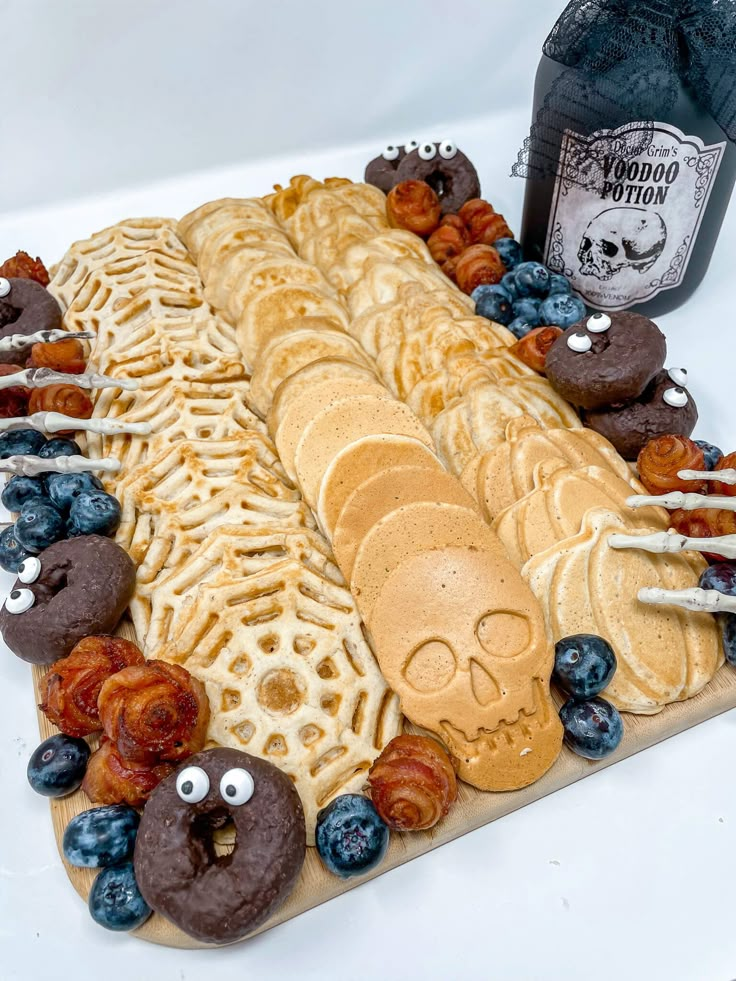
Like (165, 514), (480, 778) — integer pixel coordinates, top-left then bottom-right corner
(365, 143), (409, 194)
(545, 311), (667, 410)
(583, 369), (698, 460)
(0, 536), (135, 664)
(395, 141), (480, 215)
(0, 278), (62, 365)
(134, 748), (306, 945)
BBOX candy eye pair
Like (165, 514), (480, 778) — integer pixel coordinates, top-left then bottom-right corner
(0, 278), (10, 298)
(381, 140), (457, 161)
(3, 558), (41, 614)
(566, 312), (611, 352)
(176, 765), (254, 806)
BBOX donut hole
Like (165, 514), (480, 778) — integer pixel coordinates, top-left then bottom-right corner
(423, 169), (448, 202)
(192, 808), (238, 865)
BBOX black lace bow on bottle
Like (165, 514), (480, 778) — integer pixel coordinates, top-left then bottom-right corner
(513, 0), (736, 181)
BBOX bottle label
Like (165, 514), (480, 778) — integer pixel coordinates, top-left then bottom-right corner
(544, 121), (726, 310)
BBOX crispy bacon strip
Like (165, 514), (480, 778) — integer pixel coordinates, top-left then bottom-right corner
(368, 734), (457, 831)
(39, 636), (144, 737)
(82, 738), (174, 808)
(98, 660), (210, 763)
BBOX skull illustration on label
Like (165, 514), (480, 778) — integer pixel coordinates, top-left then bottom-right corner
(545, 122), (725, 310)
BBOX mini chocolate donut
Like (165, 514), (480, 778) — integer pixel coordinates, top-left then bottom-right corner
(0, 278), (62, 365)
(0, 535), (135, 664)
(545, 311), (667, 410)
(395, 141), (481, 214)
(583, 368), (698, 460)
(134, 748), (306, 945)
(365, 142), (409, 194)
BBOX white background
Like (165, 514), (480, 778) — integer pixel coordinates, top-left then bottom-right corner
(1, 3), (736, 980)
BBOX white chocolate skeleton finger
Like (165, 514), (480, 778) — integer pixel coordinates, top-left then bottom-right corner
(638, 586), (736, 615)
(610, 530), (736, 560)
(678, 468), (736, 485)
(0, 412), (151, 436)
(0, 329), (94, 352)
(627, 491), (736, 513)
(0, 368), (137, 392)
(0, 454), (121, 476)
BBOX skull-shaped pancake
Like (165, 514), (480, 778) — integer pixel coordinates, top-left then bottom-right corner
(368, 545), (562, 791)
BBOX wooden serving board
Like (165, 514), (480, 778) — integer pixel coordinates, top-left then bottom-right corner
(31, 614), (736, 949)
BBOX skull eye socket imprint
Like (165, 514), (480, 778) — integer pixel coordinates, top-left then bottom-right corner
(403, 640), (456, 693)
(476, 611), (532, 659)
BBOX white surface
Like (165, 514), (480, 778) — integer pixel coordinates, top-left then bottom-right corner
(1, 93), (736, 981)
(0, 0), (553, 214)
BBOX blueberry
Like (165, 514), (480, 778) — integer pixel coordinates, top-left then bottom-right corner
(547, 272), (572, 295)
(69, 490), (121, 537)
(27, 734), (90, 798)
(501, 271), (519, 300)
(540, 293), (587, 329)
(699, 563), (736, 596)
(14, 500), (65, 553)
(0, 524), (30, 572)
(554, 633), (617, 700)
(512, 297), (541, 327)
(45, 471), (103, 513)
(38, 437), (82, 459)
(472, 284), (514, 326)
(63, 805), (140, 868)
(1, 475), (48, 513)
(316, 794), (389, 878)
(560, 697), (624, 760)
(493, 238), (523, 271)
(507, 317), (534, 340)
(723, 615), (736, 667)
(695, 439), (724, 472)
(514, 261), (550, 298)
(88, 862), (151, 932)
(0, 429), (47, 459)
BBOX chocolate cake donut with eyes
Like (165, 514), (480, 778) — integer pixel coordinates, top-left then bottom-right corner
(545, 311), (667, 410)
(0, 536), (136, 664)
(584, 368), (699, 460)
(0, 278), (63, 364)
(134, 747), (306, 945)
(365, 140), (480, 214)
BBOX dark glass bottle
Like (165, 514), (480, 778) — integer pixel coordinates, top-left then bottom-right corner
(520, 54), (736, 317)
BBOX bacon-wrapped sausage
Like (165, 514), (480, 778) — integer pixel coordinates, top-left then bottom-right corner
(386, 180), (441, 238)
(511, 326), (563, 375)
(28, 383), (93, 420)
(38, 636), (144, 737)
(368, 734), (457, 831)
(98, 660), (210, 764)
(82, 737), (174, 808)
(455, 244), (505, 294)
(637, 434), (706, 496)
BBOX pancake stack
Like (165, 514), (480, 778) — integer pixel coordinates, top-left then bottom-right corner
(48, 215), (402, 840)
(261, 176), (722, 715)
(178, 194), (564, 792)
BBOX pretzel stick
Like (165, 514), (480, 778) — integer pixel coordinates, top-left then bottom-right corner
(638, 586), (736, 614)
(627, 491), (736, 513)
(0, 454), (121, 476)
(610, 530), (736, 560)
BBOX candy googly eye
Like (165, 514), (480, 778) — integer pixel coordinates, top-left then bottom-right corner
(220, 768), (255, 806)
(381, 145), (400, 162)
(663, 387), (689, 408)
(403, 140), (419, 153)
(4, 588), (35, 614)
(418, 143), (437, 161)
(438, 140), (457, 159)
(176, 766), (210, 804)
(668, 367), (689, 388)
(586, 313), (611, 333)
(17, 557), (41, 584)
(0, 278), (10, 298)
(567, 332), (592, 353)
